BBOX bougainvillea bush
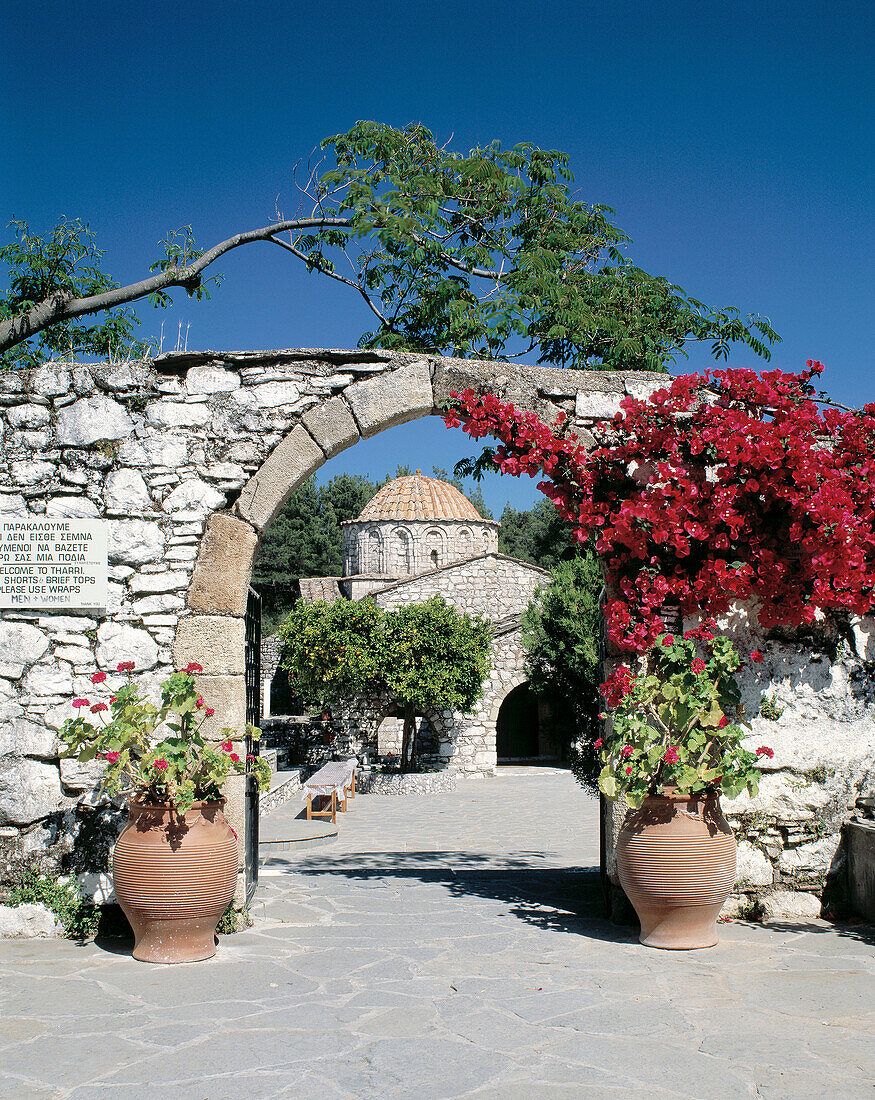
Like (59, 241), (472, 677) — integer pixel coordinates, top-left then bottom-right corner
(597, 624), (772, 807)
(60, 662), (270, 814)
(447, 362), (875, 653)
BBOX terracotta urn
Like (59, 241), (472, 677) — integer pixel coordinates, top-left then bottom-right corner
(112, 799), (238, 963)
(616, 790), (736, 949)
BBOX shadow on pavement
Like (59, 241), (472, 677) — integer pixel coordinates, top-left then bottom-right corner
(758, 918), (875, 946)
(267, 849), (638, 943)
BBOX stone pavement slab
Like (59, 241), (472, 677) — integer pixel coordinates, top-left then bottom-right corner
(1, 767), (873, 1099)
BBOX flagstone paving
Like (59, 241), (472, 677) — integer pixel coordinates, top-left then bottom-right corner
(1, 767), (873, 1099)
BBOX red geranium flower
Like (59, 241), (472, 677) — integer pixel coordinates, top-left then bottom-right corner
(90, 703), (108, 714)
(117, 661), (135, 672)
(229, 753), (240, 763)
(593, 738), (604, 750)
(755, 745), (774, 758)
(185, 662), (203, 674)
(195, 696), (205, 709)
(624, 765), (633, 775)
(104, 751), (120, 763)
(621, 745), (633, 759)
(691, 658), (706, 674)
(220, 739), (233, 752)
(664, 746), (680, 764)
(718, 716), (729, 729)
(205, 707), (215, 717)
(661, 634), (674, 647)
(750, 650), (764, 663)
(72, 698), (89, 709)
(91, 671), (107, 684)
(153, 759), (168, 770)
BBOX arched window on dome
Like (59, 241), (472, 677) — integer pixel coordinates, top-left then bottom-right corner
(456, 527), (472, 560)
(394, 528), (413, 573)
(367, 529), (384, 573)
(425, 528), (445, 569)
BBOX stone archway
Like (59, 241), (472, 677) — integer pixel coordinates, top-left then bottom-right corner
(2, 348), (869, 914)
(167, 351), (661, 844)
(0, 348), (667, 884)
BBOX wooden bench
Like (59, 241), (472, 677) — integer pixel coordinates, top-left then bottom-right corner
(303, 759), (357, 824)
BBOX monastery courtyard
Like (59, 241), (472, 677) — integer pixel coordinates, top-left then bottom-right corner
(1, 768), (872, 1099)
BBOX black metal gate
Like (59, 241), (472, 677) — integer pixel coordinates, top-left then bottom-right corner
(243, 585), (261, 902)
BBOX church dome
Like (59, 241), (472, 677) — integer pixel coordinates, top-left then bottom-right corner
(356, 471), (482, 522)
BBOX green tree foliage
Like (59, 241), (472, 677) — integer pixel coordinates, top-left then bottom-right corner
(498, 497), (577, 567)
(277, 598), (385, 705)
(381, 597), (491, 768)
(278, 596), (490, 771)
(521, 553), (603, 787)
(0, 219), (150, 369)
(2, 122), (778, 370)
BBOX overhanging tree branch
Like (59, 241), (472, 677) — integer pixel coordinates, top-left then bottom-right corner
(0, 217), (352, 355)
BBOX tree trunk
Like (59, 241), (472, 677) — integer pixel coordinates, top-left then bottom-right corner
(400, 704), (416, 773)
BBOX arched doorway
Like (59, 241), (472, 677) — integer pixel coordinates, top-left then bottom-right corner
(496, 682), (540, 761)
(168, 350), (651, 875)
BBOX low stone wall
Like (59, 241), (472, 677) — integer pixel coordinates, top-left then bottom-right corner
(258, 768), (303, 817)
(356, 770), (457, 795)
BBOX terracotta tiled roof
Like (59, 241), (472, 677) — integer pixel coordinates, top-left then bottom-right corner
(356, 472), (482, 522)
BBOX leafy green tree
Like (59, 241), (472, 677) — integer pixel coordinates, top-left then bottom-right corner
(498, 497), (578, 567)
(380, 597), (491, 769)
(2, 122), (778, 370)
(521, 553), (603, 785)
(277, 598), (385, 706)
(278, 596), (490, 771)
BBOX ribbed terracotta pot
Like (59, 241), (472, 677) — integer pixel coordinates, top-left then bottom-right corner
(616, 790), (736, 950)
(112, 799), (238, 964)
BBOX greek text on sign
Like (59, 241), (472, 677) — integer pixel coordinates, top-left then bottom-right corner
(0, 519), (108, 609)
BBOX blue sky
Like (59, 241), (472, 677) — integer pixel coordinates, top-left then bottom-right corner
(3, 0), (872, 515)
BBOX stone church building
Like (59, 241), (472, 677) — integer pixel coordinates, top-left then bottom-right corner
(262, 471), (553, 774)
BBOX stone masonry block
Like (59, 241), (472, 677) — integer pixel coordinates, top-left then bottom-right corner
(344, 358), (434, 438)
(173, 616), (245, 676)
(187, 513), (259, 617)
(235, 425), (324, 529)
(192, 674), (247, 741)
(301, 397), (360, 458)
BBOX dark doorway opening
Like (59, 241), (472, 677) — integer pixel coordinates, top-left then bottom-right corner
(496, 682), (541, 761)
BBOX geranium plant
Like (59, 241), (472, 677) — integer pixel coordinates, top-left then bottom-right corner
(597, 624), (773, 807)
(60, 661), (271, 813)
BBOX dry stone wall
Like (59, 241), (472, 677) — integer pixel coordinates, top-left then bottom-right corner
(0, 348), (870, 919)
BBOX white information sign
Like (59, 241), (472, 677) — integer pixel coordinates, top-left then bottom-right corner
(0, 518), (108, 609)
